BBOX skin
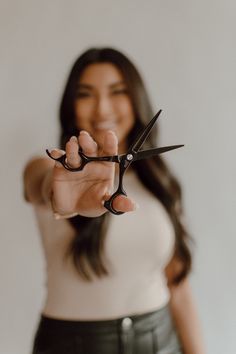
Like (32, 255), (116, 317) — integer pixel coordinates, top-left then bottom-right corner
(74, 62), (135, 153)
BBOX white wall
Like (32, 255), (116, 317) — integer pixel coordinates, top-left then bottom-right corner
(1, 1), (235, 353)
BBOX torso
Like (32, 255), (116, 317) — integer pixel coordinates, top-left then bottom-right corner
(35, 171), (175, 320)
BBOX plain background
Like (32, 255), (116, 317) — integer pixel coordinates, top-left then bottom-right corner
(0, 1), (235, 353)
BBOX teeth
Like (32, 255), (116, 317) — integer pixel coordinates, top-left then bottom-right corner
(94, 121), (116, 130)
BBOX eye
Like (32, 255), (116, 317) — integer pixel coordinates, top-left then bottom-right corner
(111, 88), (128, 95)
(76, 91), (92, 99)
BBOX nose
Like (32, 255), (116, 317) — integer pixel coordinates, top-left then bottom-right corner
(95, 95), (114, 119)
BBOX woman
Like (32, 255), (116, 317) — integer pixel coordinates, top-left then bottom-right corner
(23, 47), (205, 354)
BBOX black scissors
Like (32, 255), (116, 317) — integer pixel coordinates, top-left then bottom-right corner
(46, 110), (184, 215)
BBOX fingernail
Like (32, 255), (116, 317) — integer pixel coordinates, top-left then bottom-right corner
(49, 148), (64, 159)
(80, 130), (89, 135)
(70, 136), (78, 142)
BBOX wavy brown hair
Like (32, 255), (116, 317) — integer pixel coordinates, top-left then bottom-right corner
(59, 47), (194, 284)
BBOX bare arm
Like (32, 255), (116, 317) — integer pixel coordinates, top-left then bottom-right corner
(165, 261), (206, 354)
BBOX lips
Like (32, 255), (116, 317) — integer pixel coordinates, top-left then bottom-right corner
(93, 121), (117, 131)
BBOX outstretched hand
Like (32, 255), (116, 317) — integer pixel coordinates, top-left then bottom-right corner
(49, 130), (137, 218)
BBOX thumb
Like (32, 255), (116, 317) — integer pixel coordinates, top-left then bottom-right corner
(112, 195), (139, 213)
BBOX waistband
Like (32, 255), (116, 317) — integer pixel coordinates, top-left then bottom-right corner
(39, 303), (170, 335)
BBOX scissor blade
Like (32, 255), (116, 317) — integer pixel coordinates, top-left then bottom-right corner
(133, 145), (184, 161)
(129, 109), (162, 153)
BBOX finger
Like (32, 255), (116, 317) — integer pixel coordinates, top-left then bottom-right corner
(78, 131), (98, 157)
(101, 130), (118, 156)
(65, 136), (81, 168)
(49, 148), (65, 168)
(50, 149), (65, 158)
(111, 195), (139, 213)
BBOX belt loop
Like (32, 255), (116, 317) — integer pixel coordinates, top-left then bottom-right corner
(119, 317), (134, 354)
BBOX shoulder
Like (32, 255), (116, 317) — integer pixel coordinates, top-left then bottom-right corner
(23, 155), (53, 175)
(23, 156), (54, 204)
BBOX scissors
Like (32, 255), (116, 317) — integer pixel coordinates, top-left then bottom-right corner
(46, 109), (184, 215)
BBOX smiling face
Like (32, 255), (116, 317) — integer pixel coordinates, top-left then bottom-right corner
(74, 63), (135, 153)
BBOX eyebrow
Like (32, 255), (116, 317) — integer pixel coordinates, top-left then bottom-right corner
(77, 81), (127, 90)
(109, 81), (127, 89)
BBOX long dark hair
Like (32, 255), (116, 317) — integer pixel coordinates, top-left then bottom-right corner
(59, 47), (194, 284)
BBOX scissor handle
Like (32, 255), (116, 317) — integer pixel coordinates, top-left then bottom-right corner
(45, 149), (86, 171)
(103, 154), (133, 215)
(46, 149), (119, 171)
(103, 189), (127, 215)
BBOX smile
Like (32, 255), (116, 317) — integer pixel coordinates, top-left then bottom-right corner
(93, 121), (117, 130)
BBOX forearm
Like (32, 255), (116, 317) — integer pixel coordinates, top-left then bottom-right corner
(169, 278), (206, 354)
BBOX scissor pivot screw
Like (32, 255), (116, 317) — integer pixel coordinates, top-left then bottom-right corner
(126, 154), (133, 161)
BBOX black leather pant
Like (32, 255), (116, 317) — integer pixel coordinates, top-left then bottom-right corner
(32, 303), (183, 354)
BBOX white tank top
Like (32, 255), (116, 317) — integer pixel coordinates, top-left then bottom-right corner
(35, 171), (175, 320)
